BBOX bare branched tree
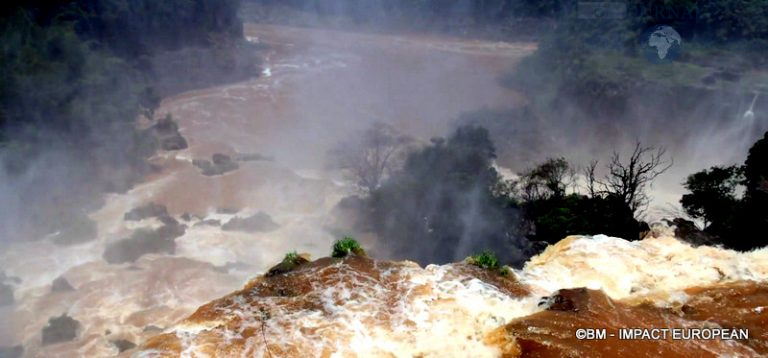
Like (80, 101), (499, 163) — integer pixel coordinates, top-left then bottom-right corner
(583, 160), (600, 197)
(600, 142), (672, 215)
(328, 122), (413, 194)
(520, 157), (573, 201)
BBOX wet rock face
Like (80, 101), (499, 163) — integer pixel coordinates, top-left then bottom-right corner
(145, 115), (188, 151)
(669, 218), (719, 247)
(160, 134), (188, 151)
(193, 153), (239, 176)
(497, 283), (768, 357)
(41, 314), (80, 345)
(110, 339), (136, 353)
(103, 221), (185, 264)
(221, 212), (279, 232)
(139, 255), (530, 356)
(539, 287), (590, 312)
(51, 277), (75, 293)
(265, 255), (310, 277)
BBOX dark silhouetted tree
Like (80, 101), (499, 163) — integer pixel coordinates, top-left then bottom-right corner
(367, 125), (526, 266)
(600, 142), (672, 215)
(681, 166), (743, 229)
(519, 157), (572, 201)
(328, 122), (413, 194)
(520, 157), (641, 244)
(679, 131), (768, 251)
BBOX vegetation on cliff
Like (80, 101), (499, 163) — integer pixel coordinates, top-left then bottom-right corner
(0, 0), (257, 241)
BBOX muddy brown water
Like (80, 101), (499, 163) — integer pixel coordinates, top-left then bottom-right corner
(0, 24), (537, 357)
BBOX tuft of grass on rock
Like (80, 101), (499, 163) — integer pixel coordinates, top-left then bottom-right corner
(467, 250), (512, 277)
(467, 250), (500, 270)
(282, 251), (300, 265)
(265, 251), (309, 277)
(331, 236), (366, 258)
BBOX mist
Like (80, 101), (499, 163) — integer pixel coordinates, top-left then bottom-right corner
(1, 0), (768, 356)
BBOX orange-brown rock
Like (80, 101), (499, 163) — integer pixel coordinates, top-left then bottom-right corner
(492, 281), (768, 357)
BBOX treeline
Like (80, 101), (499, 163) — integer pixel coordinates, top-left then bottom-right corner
(251, 0), (561, 20)
(0, 0), (244, 169)
(0, 0), (247, 241)
(681, 131), (768, 250)
(245, 0), (560, 38)
(336, 123), (768, 267)
(507, 0), (768, 125)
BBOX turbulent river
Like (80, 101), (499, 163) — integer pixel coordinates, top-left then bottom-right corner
(0, 24), (536, 357)
(1, 24), (766, 358)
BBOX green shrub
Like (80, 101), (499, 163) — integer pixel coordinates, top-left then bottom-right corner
(332, 236), (366, 258)
(282, 251), (300, 265)
(265, 250), (309, 277)
(467, 250), (500, 270)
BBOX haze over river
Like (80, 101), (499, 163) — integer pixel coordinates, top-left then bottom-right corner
(0, 24), (537, 357)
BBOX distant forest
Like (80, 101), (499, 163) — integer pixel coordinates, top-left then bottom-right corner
(0, 0), (245, 172)
(0, 0), (257, 241)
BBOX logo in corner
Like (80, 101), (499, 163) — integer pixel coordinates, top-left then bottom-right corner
(641, 25), (683, 65)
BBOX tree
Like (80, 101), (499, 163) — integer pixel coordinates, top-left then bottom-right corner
(744, 131), (768, 199)
(680, 166), (743, 229)
(599, 142), (672, 215)
(328, 122), (413, 194)
(523, 193), (641, 244)
(678, 131), (768, 251)
(519, 157), (572, 201)
(583, 160), (600, 197)
(366, 125), (526, 266)
(521, 157), (642, 244)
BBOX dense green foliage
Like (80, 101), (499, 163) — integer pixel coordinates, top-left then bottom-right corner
(517, 157), (644, 244)
(0, 0), (246, 242)
(466, 250), (512, 276)
(681, 166), (743, 228)
(523, 193), (642, 244)
(282, 251), (301, 265)
(251, 0), (561, 21)
(332, 236), (366, 258)
(681, 132), (768, 250)
(0, 0), (244, 172)
(367, 125), (524, 265)
(3, 0), (242, 57)
(467, 250), (500, 270)
(246, 0), (559, 38)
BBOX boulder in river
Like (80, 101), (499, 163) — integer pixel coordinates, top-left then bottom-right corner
(51, 277), (75, 293)
(41, 314), (80, 345)
(193, 153), (239, 176)
(145, 114), (188, 151)
(103, 221), (185, 264)
(111, 339), (137, 353)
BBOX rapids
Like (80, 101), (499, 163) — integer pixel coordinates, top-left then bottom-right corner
(1, 23), (766, 357)
(135, 230), (768, 357)
(0, 24), (535, 357)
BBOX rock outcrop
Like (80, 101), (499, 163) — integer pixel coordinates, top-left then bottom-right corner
(136, 233), (768, 357)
